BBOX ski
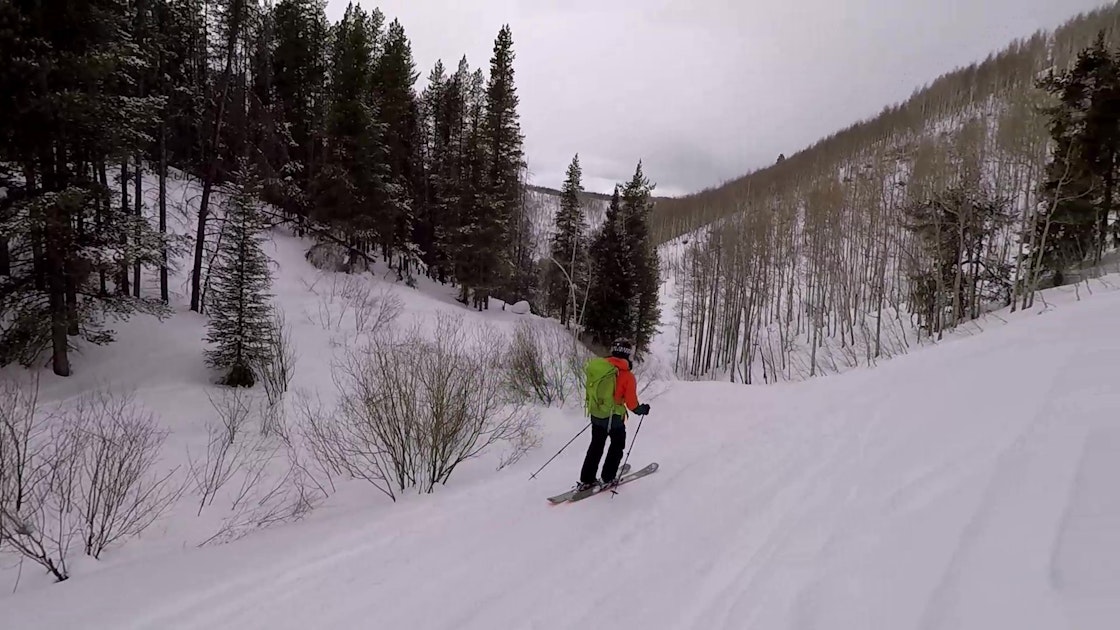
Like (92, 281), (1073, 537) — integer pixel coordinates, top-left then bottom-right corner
(547, 462), (658, 504)
(568, 462), (658, 502)
(546, 464), (631, 504)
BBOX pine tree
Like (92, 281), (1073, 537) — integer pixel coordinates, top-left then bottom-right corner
(157, 0), (208, 171)
(312, 2), (393, 270)
(1035, 33), (1120, 282)
(374, 18), (421, 276)
(416, 61), (451, 279)
(248, 5), (287, 183)
(272, 0), (330, 222)
(204, 162), (275, 387)
(582, 163), (661, 352)
(443, 57), (489, 308)
(0, 0), (170, 376)
(620, 161), (661, 351)
(584, 186), (634, 346)
(547, 154), (588, 327)
(479, 25), (527, 306)
(188, 0), (258, 313)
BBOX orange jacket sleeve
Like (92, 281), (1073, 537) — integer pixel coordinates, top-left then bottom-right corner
(614, 371), (639, 412)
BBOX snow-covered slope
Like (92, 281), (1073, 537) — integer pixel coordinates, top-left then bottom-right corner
(524, 185), (611, 259)
(3, 169), (1118, 628)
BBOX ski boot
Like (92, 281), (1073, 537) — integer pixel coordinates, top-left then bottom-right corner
(599, 463), (630, 490)
(574, 480), (598, 493)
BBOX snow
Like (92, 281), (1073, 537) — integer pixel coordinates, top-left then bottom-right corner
(3, 169), (1120, 629)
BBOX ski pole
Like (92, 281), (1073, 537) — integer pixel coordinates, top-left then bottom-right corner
(615, 411), (647, 489)
(529, 422), (590, 480)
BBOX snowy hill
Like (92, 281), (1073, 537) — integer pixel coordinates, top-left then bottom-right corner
(524, 184), (676, 259)
(523, 185), (611, 260)
(646, 5), (1120, 385)
(2, 167), (1118, 628)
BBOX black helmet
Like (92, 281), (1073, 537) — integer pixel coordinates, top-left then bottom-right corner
(609, 337), (634, 360)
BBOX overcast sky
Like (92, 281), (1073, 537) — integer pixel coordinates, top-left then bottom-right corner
(328, 0), (1108, 197)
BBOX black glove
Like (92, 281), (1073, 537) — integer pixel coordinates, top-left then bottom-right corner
(633, 403), (650, 416)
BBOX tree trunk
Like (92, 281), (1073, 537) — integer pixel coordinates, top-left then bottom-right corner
(45, 206), (71, 377)
(159, 121), (169, 303)
(156, 5), (169, 304)
(133, 154), (142, 297)
(1099, 156), (1113, 264)
(120, 159), (131, 296)
(96, 160), (108, 295)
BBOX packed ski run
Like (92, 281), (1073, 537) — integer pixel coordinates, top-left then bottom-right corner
(3, 265), (1119, 629)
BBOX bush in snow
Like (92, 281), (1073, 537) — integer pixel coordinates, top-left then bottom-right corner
(0, 375), (48, 557)
(190, 388), (320, 547)
(69, 389), (182, 559)
(299, 312), (540, 499)
(257, 307), (297, 414)
(0, 382), (181, 581)
(505, 319), (591, 407)
(303, 272), (402, 337)
(0, 376), (75, 581)
(204, 161), (276, 388)
(190, 388), (260, 515)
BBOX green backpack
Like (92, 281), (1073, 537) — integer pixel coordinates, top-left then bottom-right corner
(584, 357), (619, 419)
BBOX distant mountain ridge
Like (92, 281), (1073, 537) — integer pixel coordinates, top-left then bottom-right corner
(526, 183), (672, 205)
(649, 3), (1120, 246)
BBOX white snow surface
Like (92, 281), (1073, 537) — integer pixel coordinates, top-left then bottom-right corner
(2, 171), (1120, 629)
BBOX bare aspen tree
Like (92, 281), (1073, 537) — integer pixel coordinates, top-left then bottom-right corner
(653, 9), (1120, 383)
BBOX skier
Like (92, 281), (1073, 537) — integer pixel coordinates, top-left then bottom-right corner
(577, 337), (650, 491)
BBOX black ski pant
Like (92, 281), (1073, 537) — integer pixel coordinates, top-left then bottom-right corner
(580, 418), (626, 484)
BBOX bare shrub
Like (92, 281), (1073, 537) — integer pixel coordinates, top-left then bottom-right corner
(1, 385), (181, 580)
(0, 375), (47, 520)
(0, 426), (82, 582)
(301, 312), (540, 499)
(353, 285), (403, 336)
(198, 447), (321, 547)
(189, 389), (271, 515)
(631, 352), (673, 402)
(257, 307), (297, 413)
(563, 337), (596, 396)
(303, 273), (402, 336)
(185, 389), (325, 546)
(496, 417), (542, 472)
(289, 390), (343, 496)
(505, 319), (590, 406)
(70, 389), (182, 559)
(0, 377), (74, 581)
(411, 315), (540, 487)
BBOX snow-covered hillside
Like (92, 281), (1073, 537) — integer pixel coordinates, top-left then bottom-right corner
(0, 169), (584, 588)
(524, 185), (611, 259)
(647, 7), (1120, 386)
(2, 169), (1118, 629)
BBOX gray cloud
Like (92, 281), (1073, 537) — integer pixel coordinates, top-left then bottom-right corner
(333, 0), (1107, 196)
